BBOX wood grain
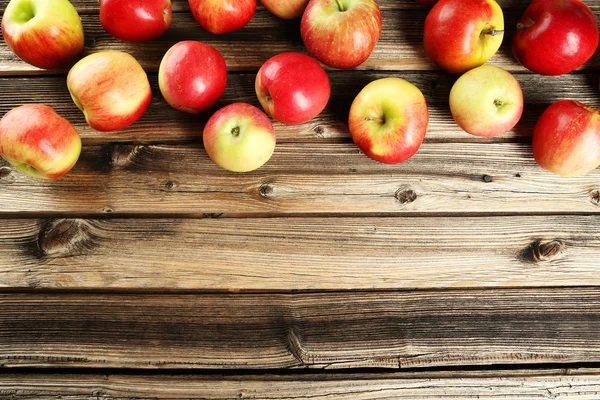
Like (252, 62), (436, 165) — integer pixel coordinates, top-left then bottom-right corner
(2, 289), (600, 368)
(3, 370), (600, 399)
(1, 216), (599, 290)
(1, 72), (598, 144)
(1, 142), (599, 215)
(2, 4), (600, 74)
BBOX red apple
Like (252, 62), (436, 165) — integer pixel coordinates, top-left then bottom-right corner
(203, 103), (276, 172)
(532, 100), (600, 177)
(255, 52), (330, 125)
(301, 0), (382, 70)
(349, 78), (429, 164)
(512, 0), (598, 76)
(159, 41), (227, 114)
(100, 0), (172, 43)
(0, 104), (81, 179)
(188, 0), (256, 34)
(260, 0), (309, 19)
(450, 65), (523, 137)
(424, 0), (504, 74)
(67, 51), (152, 132)
(1, 0), (84, 69)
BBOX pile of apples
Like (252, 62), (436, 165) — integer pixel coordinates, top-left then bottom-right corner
(0, 0), (599, 179)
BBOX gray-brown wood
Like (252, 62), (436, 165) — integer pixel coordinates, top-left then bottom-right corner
(2, 4), (600, 74)
(1, 142), (600, 215)
(1, 72), (598, 144)
(1, 216), (599, 290)
(2, 289), (600, 368)
(3, 369), (600, 399)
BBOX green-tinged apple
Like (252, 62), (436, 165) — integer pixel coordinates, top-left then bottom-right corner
(1, 0), (84, 69)
(67, 51), (152, 132)
(301, 0), (382, 69)
(532, 100), (600, 177)
(449, 65), (523, 137)
(260, 0), (309, 19)
(203, 103), (276, 172)
(348, 78), (429, 164)
(424, 0), (504, 74)
(0, 104), (81, 179)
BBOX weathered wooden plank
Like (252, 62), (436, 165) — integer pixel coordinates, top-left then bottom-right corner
(2, 6), (599, 74)
(1, 72), (598, 144)
(3, 370), (600, 399)
(1, 142), (599, 215)
(1, 216), (599, 290)
(2, 289), (600, 368)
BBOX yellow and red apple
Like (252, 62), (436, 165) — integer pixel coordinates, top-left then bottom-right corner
(1, 0), (84, 69)
(424, 0), (504, 74)
(349, 78), (429, 164)
(203, 103), (276, 173)
(450, 65), (523, 137)
(260, 0), (309, 19)
(0, 104), (81, 179)
(533, 100), (600, 177)
(188, 0), (256, 34)
(301, 0), (382, 70)
(67, 51), (152, 132)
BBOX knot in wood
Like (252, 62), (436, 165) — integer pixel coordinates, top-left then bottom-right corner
(164, 180), (177, 190)
(259, 182), (274, 199)
(0, 166), (11, 178)
(0, 167), (14, 183)
(591, 190), (600, 206)
(109, 144), (144, 168)
(313, 125), (325, 137)
(38, 219), (95, 259)
(530, 239), (565, 263)
(482, 174), (493, 183)
(395, 187), (417, 205)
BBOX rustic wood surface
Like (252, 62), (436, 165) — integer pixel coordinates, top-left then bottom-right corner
(1, 0), (599, 394)
(2, 369), (600, 399)
(1, 1), (600, 75)
(2, 289), (600, 369)
(1, 73), (598, 144)
(0, 216), (598, 290)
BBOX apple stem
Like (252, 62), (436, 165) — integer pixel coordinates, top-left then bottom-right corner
(231, 126), (241, 137)
(483, 29), (504, 37)
(335, 0), (346, 11)
(364, 116), (386, 124)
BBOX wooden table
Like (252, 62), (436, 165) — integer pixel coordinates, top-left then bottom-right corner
(1, 0), (600, 398)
